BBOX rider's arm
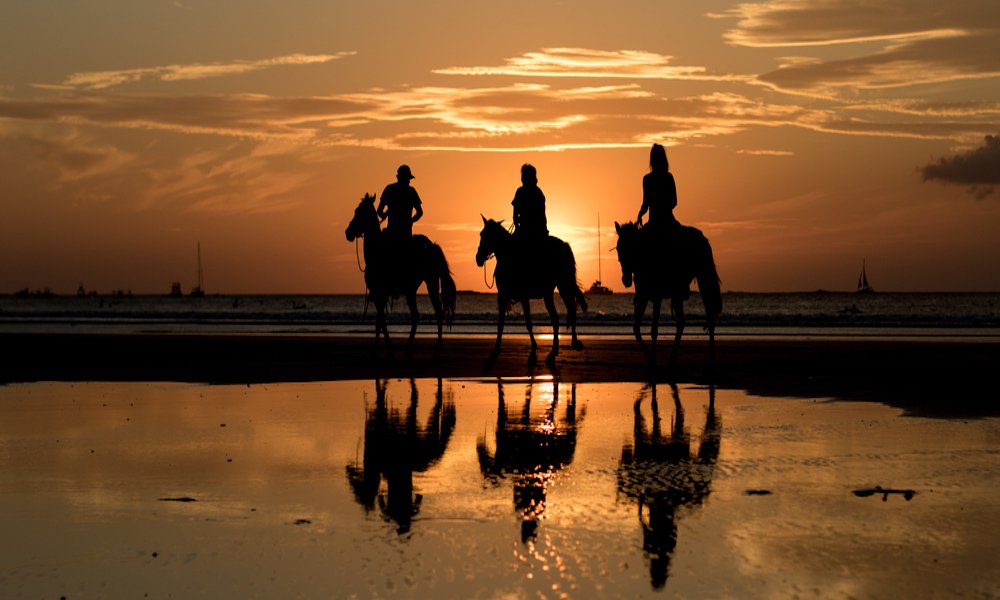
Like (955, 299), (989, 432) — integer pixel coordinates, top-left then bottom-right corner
(637, 177), (650, 223)
(376, 190), (388, 221)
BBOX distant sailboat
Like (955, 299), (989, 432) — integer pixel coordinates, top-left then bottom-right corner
(190, 242), (206, 297)
(857, 259), (874, 294)
(587, 213), (613, 296)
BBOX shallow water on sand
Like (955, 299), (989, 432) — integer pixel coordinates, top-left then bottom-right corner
(1, 379), (998, 599)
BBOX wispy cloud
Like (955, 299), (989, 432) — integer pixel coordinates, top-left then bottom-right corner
(63, 52), (356, 90)
(715, 0), (1000, 97)
(435, 47), (745, 82)
(737, 149), (795, 156)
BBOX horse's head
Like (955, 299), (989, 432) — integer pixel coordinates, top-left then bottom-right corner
(345, 193), (379, 242)
(614, 221), (640, 288)
(476, 215), (508, 266)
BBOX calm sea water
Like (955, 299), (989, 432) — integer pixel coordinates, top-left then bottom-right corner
(1, 292), (998, 338)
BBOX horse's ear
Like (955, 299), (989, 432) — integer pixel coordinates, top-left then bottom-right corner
(367, 193), (376, 203)
(614, 221), (621, 234)
(481, 214), (487, 226)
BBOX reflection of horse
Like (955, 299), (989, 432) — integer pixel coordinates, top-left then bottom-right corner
(346, 378), (456, 534)
(616, 384), (720, 590)
(345, 193), (457, 355)
(478, 380), (583, 542)
(614, 221), (722, 366)
(475, 217), (587, 366)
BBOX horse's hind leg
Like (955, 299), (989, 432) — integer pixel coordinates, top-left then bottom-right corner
(669, 297), (685, 368)
(427, 281), (444, 355)
(560, 287), (583, 350)
(543, 293), (559, 366)
(522, 298), (538, 365)
(405, 291), (419, 355)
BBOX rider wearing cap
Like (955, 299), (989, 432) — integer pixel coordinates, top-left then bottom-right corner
(378, 164), (424, 240)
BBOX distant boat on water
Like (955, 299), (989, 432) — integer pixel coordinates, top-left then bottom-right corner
(587, 213), (613, 296)
(190, 242), (206, 297)
(857, 259), (875, 294)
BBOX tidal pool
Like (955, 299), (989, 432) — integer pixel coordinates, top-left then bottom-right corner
(1, 379), (998, 598)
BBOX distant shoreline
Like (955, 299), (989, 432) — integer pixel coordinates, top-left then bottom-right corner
(2, 332), (997, 418)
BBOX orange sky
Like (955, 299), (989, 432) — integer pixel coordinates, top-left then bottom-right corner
(1, 0), (998, 293)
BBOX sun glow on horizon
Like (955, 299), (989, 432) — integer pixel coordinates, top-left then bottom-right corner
(1, 1), (998, 294)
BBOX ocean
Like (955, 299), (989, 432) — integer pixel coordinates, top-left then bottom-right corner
(2, 291), (998, 339)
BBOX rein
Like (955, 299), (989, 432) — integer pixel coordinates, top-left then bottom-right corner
(355, 237), (366, 273)
(483, 259), (496, 290)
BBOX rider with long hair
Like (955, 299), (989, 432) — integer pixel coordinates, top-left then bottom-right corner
(512, 163), (548, 241)
(637, 144), (678, 230)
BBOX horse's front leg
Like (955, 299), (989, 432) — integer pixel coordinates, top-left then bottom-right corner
(490, 293), (507, 361)
(669, 297), (685, 368)
(649, 298), (662, 366)
(522, 298), (537, 365)
(405, 291), (419, 355)
(543, 293), (559, 366)
(374, 298), (392, 358)
(633, 294), (649, 355)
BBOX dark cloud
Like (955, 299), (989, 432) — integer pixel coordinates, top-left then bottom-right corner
(921, 134), (1000, 198)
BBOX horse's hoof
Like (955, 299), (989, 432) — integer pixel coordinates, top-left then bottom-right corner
(545, 352), (557, 367)
(527, 351), (538, 367)
(571, 339), (584, 351)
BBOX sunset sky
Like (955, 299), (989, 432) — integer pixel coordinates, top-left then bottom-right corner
(2, 0), (998, 294)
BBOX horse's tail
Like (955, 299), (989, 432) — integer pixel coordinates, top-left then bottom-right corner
(562, 240), (588, 313)
(695, 233), (722, 330)
(432, 243), (457, 324)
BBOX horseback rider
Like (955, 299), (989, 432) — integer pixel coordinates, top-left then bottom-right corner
(636, 143), (678, 232)
(512, 163), (548, 243)
(637, 144), (688, 298)
(377, 164), (424, 244)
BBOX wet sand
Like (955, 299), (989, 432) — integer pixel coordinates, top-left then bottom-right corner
(1, 379), (998, 599)
(2, 332), (998, 417)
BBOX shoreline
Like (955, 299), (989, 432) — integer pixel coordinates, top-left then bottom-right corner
(2, 332), (997, 418)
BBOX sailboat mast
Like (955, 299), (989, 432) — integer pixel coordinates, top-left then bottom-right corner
(197, 242), (203, 289)
(597, 213), (602, 283)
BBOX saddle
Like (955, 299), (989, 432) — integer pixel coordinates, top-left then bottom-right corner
(637, 221), (692, 299)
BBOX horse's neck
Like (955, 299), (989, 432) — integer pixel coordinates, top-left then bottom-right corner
(361, 225), (384, 260)
(491, 231), (514, 260)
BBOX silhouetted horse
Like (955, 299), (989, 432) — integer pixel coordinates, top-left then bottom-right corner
(476, 216), (587, 366)
(616, 384), (720, 589)
(346, 378), (456, 534)
(614, 221), (722, 366)
(478, 380), (582, 542)
(345, 193), (456, 355)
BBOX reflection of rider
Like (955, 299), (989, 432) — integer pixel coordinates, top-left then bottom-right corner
(512, 163), (548, 242)
(618, 384), (720, 590)
(636, 144), (678, 231)
(377, 164), (424, 242)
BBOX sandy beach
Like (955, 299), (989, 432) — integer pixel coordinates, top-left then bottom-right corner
(2, 332), (998, 417)
(3, 334), (1000, 598)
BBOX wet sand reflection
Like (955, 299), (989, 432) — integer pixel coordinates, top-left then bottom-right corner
(617, 384), (720, 589)
(2, 380), (998, 598)
(477, 379), (583, 543)
(346, 378), (456, 533)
